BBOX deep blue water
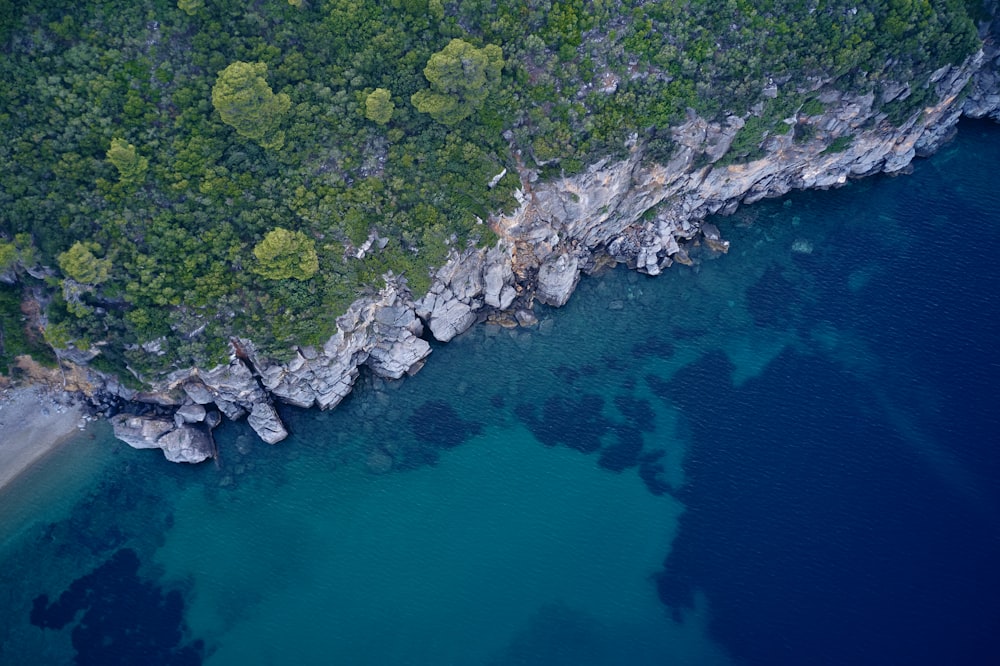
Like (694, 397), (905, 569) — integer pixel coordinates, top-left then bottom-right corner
(2, 120), (999, 665)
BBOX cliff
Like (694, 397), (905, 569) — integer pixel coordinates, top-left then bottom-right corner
(106, 44), (1000, 462)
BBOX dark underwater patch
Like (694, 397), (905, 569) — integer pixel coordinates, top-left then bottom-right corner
(637, 456), (671, 496)
(746, 263), (800, 327)
(515, 393), (610, 453)
(653, 348), (1000, 665)
(408, 399), (483, 450)
(398, 399), (484, 469)
(613, 395), (656, 432)
(552, 364), (580, 385)
(30, 548), (203, 666)
(596, 425), (644, 472)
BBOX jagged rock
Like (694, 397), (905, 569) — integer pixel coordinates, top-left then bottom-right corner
(106, 48), (1000, 464)
(536, 252), (580, 307)
(157, 427), (214, 464)
(369, 337), (432, 378)
(201, 359), (263, 407)
(182, 381), (215, 405)
(259, 279), (431, 413)
(134, 389), (186, 406)
(215, 398), (246, 421)
(417, 248), (494, 342)
(205, 410), (223, 429)
(174, 403), (206, 426)
(422, 294), (477, 342)
(702, 223), (730, 253)
(483, 248), (516, 309)
(111, 414), (173, 444)
(111, 414), (214, 464)
(247, 402), (288, 444)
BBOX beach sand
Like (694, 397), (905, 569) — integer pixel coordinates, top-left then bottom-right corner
(0, 385), (87, 493)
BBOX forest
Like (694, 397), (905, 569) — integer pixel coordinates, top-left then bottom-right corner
(0, 0), (984, 383)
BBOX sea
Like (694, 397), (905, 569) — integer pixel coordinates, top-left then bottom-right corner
(1, 119), (999, 666)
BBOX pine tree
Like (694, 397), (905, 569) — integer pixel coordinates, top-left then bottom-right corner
(212, 61), (291, 150)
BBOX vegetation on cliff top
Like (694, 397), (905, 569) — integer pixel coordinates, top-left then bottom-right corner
(0, 0), (984, 383)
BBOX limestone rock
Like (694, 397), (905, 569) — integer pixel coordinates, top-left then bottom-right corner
(156, 427), (215, 464)
(183, 381), (215, 405)
(119, 48), (1000, 464)
(260, 279), (431, 412)
(483, 247), (516, 309)
(174, 403), (206, 424)
(536, 252), (580, 307)
(247, 402), (288, 444)
(111, 414), (214, 464)
(702, 223), (730, 253)
(422, 293), (477, 342)
(416, 248), (494, 342)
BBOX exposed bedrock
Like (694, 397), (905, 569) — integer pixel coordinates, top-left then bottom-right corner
(112, 48), (1000, 456)
(110, 414), (215, 464)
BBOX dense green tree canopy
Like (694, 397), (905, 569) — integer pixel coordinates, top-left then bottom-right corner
(0, 242), (15, 273)
(106, 138), (148, 183)
(211, 61), (291, 150)
(411, 39), (504, 125)
(176, 0), (203, 16)
(253, 228), (319, 281)
(58, 242), (112, 286)
(0, 0), (984, 381)
(365, 88), (395, 125)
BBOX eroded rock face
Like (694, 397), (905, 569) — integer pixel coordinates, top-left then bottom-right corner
(536, 252), (580, 307)
(113, 49), (1000, 460)
(490, 51), (991, 294)
(246, 403), (288, 445)
(251, 279), (431, 412)
(110, 414), (214, 464)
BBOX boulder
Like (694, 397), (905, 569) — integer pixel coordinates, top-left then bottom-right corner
(247, 402), (288, 444)
(483, 248), (516, 309)
(182, 381), (215, 405)
(174, 403), (206, 424)
(424, 294), (477, 342)
(536, 252), (580, 307)
(156, 427), (215, 464)
(111, 414), (214, 464)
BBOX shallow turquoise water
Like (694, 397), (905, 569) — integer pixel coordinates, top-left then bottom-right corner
(3, 121), (1000, 665)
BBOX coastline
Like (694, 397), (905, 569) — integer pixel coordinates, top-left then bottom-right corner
(0, 385), (87, 495)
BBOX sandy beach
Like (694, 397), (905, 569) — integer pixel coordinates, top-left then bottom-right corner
(0, 385), (87, 493)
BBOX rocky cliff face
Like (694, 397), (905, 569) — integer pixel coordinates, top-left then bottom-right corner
(111, 46), (1000, 462)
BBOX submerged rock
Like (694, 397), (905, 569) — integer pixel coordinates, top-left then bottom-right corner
(101, 49), (1000, 463)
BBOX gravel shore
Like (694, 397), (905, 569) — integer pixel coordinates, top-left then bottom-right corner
(0, 385), (87, 493)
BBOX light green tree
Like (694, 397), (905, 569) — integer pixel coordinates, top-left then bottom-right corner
(365, 88), (394, 125)
(177, 0), (204, 15)
(253, 228), (319, 280)
(212, 61), (291, 150)
(106, 138), (148, 183)
(411, 39), (504, 125)
(58, 241), (112, 285)
(0, 240), (16, 270)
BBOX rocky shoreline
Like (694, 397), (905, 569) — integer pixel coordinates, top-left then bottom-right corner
(75, 41), (1000, 464)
